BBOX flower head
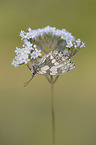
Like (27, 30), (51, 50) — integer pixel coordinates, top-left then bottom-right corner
(12, 26), (85, 68)
(12, 41), (42, 67)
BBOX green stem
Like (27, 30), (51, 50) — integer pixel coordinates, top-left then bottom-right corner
(53, 75), (59, 84)
(51, 76), (55, 145)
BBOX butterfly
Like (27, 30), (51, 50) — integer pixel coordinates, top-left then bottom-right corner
(24, 50), (75, 86)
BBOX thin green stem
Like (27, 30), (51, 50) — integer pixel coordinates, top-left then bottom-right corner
(53, 75), (59, 84)
(50, 76), (55, 145)
(45, 76), (51, 84)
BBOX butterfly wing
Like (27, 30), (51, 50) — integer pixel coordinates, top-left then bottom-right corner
(37, 51), (75, 75)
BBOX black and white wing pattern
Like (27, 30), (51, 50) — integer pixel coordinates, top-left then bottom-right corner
(37, 51), (75, 75)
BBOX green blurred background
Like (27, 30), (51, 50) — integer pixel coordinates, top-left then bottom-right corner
(0, 0), (96, 145)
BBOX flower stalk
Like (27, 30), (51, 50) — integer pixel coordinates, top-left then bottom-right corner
(51, 76), (55, 145)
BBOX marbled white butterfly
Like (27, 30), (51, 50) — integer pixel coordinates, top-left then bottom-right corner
(31, 50), (75, 76)
(24, 51), (75, 86)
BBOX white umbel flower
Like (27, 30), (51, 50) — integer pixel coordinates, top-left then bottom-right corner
(12, 26), (85, 68)
(12, 41), (42, 67)
(20, 26), (75, 48)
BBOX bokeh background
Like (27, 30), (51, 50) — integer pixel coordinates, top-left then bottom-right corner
(0, 0), (96, 145)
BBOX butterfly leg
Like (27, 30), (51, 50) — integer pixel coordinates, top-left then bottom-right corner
(26, 64), (32, 70)
(24, 76), (34, 87)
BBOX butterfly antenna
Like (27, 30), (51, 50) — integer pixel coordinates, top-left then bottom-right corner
(24, 76), (34, 87)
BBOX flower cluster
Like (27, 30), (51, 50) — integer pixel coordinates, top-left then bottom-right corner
(12, 26), (85, 68)
(12, 41), (42, 67)
(20, 26), (75, 47)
